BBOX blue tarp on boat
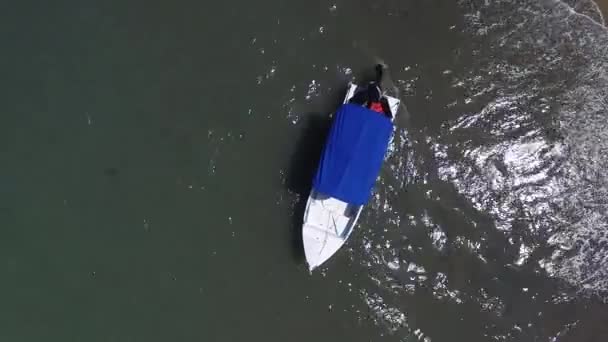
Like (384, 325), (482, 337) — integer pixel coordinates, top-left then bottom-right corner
(313, 103), (393, 205)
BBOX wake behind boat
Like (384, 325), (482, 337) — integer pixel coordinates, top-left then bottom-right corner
(302, 82), (400, 271)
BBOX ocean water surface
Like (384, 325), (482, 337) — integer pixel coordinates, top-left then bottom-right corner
(1, 0), (608, 341)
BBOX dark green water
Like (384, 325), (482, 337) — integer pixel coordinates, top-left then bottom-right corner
(0, 1), (390, 341)
(3, 1), (608, 341)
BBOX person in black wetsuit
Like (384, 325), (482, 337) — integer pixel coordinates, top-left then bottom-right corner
(349, 64), (392, 119)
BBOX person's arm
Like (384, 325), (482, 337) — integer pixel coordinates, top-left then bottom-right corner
(380, 97), (392, 119)
(349, 86), (369, 105)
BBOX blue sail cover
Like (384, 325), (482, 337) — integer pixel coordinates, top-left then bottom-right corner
(313, 104), (393, 205)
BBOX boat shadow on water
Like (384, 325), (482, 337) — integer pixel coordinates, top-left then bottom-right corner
(285, 112), (333, 264)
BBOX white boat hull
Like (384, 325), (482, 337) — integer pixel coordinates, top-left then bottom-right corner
(302, 191), (362, 271)
(302, 83), (400, 271)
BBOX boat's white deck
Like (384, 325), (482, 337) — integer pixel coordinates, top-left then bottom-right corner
(303, 195), (352, 238)
(302, 192), (361, 270)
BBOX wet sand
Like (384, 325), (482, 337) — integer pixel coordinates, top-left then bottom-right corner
(595, 0), (608, 23)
